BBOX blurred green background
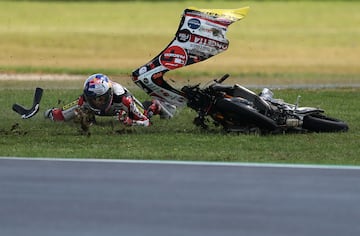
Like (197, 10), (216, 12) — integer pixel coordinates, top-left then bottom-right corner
(0, 0), (359, 85)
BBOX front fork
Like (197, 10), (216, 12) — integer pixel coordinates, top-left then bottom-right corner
(193, 111), (208, 129)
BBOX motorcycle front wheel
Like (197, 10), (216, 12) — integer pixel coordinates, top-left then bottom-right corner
(302, 114), (348, 132)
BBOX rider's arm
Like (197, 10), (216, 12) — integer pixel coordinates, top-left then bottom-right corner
(119, 95), (150, 127)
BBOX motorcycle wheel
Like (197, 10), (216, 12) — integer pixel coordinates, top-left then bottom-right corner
(216, 98), (278, 131)
(302, 114), (348, 132)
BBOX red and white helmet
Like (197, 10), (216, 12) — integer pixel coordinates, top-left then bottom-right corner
(83, 74), (113, 113)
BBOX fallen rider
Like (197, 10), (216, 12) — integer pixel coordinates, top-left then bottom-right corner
(44, 73), (173, 127)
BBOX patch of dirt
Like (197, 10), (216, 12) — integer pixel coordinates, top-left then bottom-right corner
(0, 123), (28, 136)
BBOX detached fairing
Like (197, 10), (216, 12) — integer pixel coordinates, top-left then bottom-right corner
(132, 7), (249, 107)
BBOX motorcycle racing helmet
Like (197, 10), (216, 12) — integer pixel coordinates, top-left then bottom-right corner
(83, 73), (113, 113)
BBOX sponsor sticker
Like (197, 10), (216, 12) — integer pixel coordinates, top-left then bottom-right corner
(190, 34), (228, 50)
(187, 18), (201, 29)
(160, 46), (188, 70)
(139, 66), (147, 75)
(176, 29), (191, 43)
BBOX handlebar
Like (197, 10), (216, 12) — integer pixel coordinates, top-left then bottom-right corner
(215, 74), (230, 84)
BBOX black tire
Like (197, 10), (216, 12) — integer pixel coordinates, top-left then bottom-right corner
(302, 114), (348, 132)
(215, 98), (278, 131)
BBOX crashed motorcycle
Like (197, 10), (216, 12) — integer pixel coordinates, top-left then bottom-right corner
(131, 7), (348, 134)
(181, 74), (349, 134)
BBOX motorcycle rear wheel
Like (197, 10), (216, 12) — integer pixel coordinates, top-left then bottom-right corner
(302, 114), (348, 132)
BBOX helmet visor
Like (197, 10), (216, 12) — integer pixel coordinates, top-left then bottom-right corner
(87, 90), (113, 111)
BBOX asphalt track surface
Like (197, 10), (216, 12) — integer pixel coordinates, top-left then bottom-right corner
(1, 158), (360, 236)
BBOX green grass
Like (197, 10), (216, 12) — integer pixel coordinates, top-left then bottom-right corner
(1, 84), (359, 165)
(0, 1), (359, 164)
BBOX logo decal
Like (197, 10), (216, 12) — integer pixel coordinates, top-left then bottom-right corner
(139, 66), (147, 75)
(160, 46), (187, 70)
(190, 34), (228, 50)
(188, 18), (201, 29)
(176, 29), (191, 43)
